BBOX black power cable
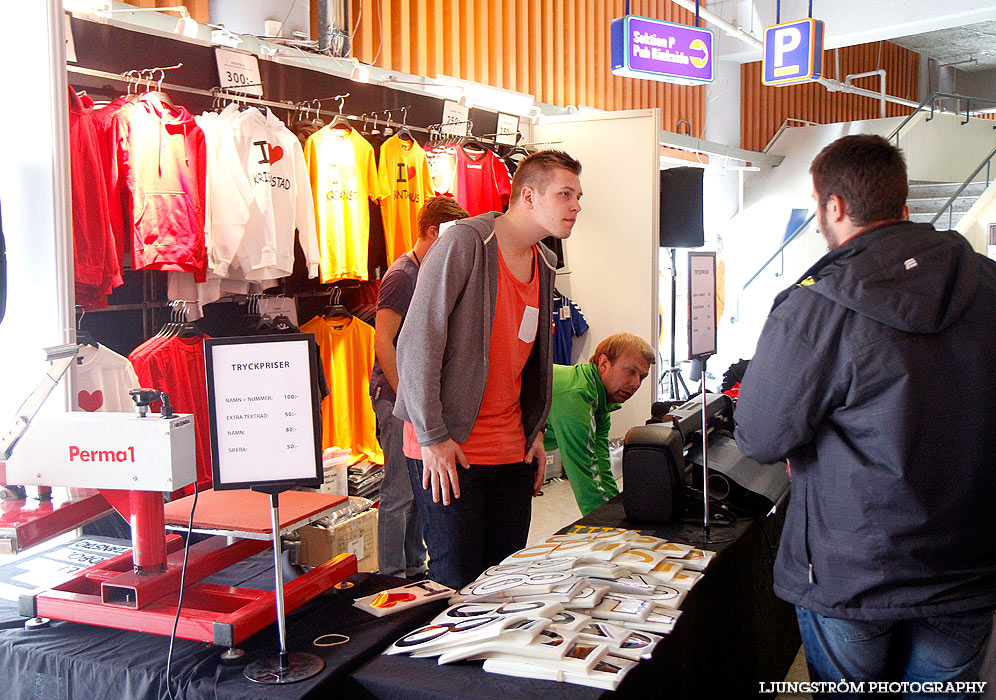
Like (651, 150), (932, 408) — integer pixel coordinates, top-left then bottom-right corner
(162, 486), (199, 700)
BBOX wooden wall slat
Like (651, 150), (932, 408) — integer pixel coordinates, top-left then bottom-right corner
(347, 0), (707, 135)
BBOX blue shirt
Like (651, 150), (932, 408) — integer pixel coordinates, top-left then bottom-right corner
(369, 253), (419, 403)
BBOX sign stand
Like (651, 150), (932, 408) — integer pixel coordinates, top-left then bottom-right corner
(680, 253), (733, 545)
(203, 334), (329, 684)
(243, 487), (325, 684)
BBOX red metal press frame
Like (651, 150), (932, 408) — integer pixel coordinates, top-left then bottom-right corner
(21, 488), (358, 646)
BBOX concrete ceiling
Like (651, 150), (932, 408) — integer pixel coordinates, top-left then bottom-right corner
(891, 20), (996, 72)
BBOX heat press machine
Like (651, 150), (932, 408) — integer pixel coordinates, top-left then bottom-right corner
(0, 344), (114, 554)
(622, 393), (789, 524)
(2, 345), (356, 654)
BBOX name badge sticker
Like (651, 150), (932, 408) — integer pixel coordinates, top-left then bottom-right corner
(519, 306), (539, 343)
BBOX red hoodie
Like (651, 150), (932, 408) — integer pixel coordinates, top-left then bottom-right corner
(68, 87), (122, 308)
(110, 94), (207, 281)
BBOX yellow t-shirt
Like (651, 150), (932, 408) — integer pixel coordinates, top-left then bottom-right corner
(378, 135), (435, 265)
(301, 314), (384, 466)
(304, 127), (384, 282)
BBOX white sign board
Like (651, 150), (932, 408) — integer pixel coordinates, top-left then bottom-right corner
(441, 100), (470, 136)
(214, 47), (263, 97)
(205, 335), (322, 490)
(687, 251), (717, 359)
(496, 113), (520, 146)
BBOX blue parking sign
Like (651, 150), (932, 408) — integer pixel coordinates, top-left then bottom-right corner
(762, 18), (824, 86)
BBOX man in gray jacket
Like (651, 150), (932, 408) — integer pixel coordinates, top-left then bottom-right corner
(735, 134), (996, 695)
(394, 150), (582, 589)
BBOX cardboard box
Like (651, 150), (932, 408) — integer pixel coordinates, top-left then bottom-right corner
(297, 508), (378, 572)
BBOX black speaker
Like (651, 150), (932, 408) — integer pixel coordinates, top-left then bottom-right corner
(622, 424), (686, 523)
(659, 167), (704, 248)
(685, 434), (790, 517)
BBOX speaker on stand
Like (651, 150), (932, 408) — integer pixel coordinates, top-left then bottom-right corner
(659, 167), (705, 401)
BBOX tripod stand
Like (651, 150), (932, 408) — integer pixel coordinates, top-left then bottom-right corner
(659, 248), (690, 401)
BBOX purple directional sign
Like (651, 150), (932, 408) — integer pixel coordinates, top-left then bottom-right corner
(611, 14), (714, 85)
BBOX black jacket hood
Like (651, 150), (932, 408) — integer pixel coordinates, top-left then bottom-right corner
(789, 222), (980, 334)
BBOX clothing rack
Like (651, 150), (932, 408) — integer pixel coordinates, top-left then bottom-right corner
(66, 65), (430, 135)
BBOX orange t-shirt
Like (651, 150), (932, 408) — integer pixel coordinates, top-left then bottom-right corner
(404, 246), (539, 463)
(300, 315), (384, 466)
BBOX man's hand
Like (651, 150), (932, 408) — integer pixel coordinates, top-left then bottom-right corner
(525, 433), (546, 496)
(422, 439), (470, 505)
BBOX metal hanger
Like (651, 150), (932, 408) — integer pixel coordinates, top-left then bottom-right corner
(324, 286), (352, 319)
(75, 306), (98, 348)
(328, 93), (352, 131)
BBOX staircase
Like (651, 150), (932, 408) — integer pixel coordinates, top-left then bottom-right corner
(907, 180), (989, 228)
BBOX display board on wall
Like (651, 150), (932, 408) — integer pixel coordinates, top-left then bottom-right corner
(687, 252), (717, 359)
(205, 334), (322, 491)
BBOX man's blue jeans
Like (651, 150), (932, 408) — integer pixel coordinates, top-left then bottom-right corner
(796, 605), (994, 699)
(407, 457), (534, 590)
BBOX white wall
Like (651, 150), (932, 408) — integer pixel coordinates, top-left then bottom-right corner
(900, 112), (996, 183)
(716, 109), (996, 376)
(0, 1), (74, 420)
(211, 0), (310, 38)
(535, 110), (660, 439)
(717, 117), (904, 374)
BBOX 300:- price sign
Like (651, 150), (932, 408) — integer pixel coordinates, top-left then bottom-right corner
(214, 47), (264, 97)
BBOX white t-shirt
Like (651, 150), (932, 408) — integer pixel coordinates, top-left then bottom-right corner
(72, 344), (141, 412)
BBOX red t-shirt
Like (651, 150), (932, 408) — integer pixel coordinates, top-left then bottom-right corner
(454, 146), (511, 216)
(404, 246), (539, 464)
(130, 336), (212, 493)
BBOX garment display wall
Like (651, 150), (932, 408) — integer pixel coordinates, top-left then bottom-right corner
(66, 14), (522, 354)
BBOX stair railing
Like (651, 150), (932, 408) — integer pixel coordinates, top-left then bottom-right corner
(887, 92), (996, 145)
(930, 142), (996, 229)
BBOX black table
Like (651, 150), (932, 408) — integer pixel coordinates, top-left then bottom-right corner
(0, 497), (798, 700)
(346, 496), (800, 699)
(0, 547), (445, 700)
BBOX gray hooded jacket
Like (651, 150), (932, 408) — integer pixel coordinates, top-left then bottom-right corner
(735, 221), (996, 620)
(393, 212), (558, 452)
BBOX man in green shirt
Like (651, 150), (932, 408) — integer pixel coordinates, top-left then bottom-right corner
(545, 333), (654, 515)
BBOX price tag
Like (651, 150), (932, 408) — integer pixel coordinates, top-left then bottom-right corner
(496, 113), (520, 146)
(214, 47), (263, 97)
(441, 100), (470, 137)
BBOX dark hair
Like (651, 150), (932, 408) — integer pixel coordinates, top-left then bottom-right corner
(510, 150), (582, 202)
(417, 195), (469, 238)
(810, 135), (907, 226)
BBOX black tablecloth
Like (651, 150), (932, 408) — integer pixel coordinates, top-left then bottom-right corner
(0, 497), (799, 700)
(346, 496), (799, 700)
(0, 549), (446, 700)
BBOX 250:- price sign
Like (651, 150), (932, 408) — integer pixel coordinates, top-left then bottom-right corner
(214, 47), (264, 97)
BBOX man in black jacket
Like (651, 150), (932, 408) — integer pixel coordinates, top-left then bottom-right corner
(735, 134), (996, 695)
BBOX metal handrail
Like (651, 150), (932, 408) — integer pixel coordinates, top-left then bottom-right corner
(887, 92), (996, 144)
(930, 142), (996, 229)
(741, 213), (816, 291)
